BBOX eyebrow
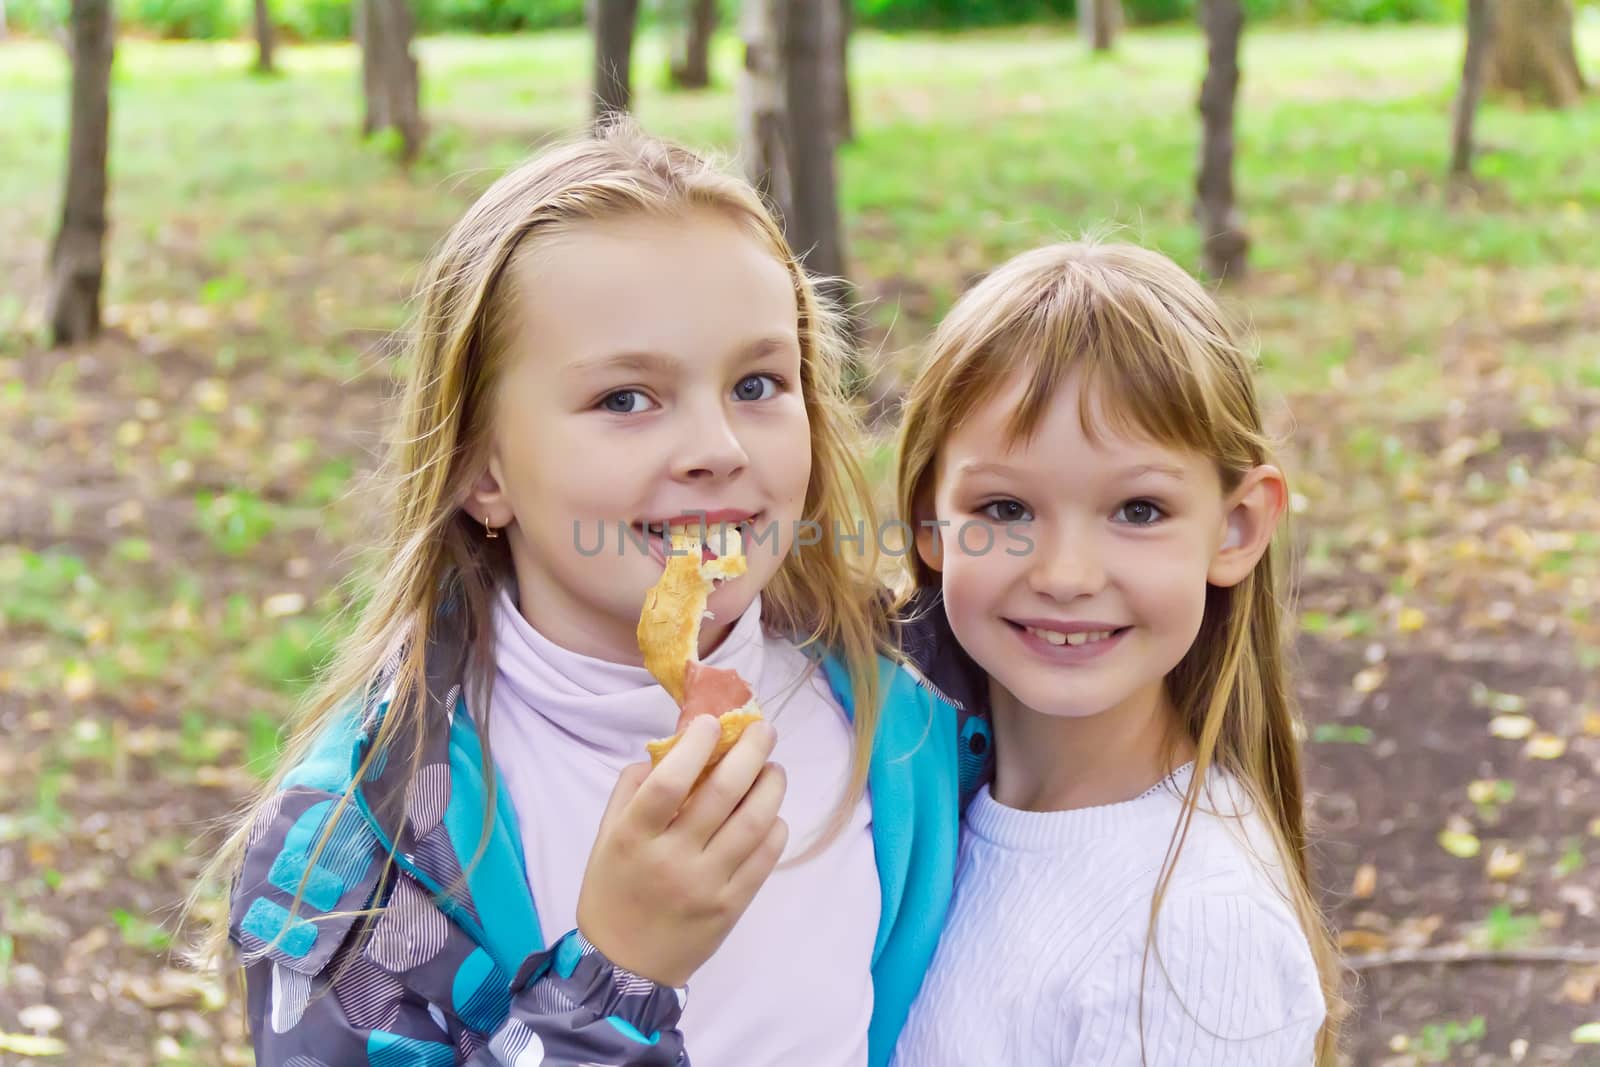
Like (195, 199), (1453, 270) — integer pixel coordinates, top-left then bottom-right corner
(568, 336), (796, 378)
(950, 459), (1188, 482)
(1120, 463), (1187, 480)
(951, 460), (1025, 480)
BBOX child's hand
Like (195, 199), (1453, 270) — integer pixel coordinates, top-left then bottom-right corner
(575, 714), (789, 988)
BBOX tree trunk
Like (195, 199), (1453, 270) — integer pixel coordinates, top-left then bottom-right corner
(784, 0), (847, 289)
(1196, 0), (1248, 282)
(738, 0), (792, 225)
(832, 0), (853, 143)
(1489, 0), (1585, 107)
(1451, 0), (1494, 178)
(668, 0), (716, 89)
(49, 0), (114, 347)
(593, 0), (639, 124)
(253, 0), (275, 74)
(356, 0), (422, 162)
(1080, 0), (1122, 52)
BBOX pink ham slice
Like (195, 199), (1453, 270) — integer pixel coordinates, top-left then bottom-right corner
(676, 660), (754, 734)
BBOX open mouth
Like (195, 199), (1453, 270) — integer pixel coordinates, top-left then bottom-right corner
(633, 514), (761, 563)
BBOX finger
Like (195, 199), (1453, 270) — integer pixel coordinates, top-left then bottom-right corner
(723, 817), (789, 911)
(671, 720), (778, 847)
(703, 762), (787, 874)
(629, 715), (723, 832)
(595, 761), (651, 838)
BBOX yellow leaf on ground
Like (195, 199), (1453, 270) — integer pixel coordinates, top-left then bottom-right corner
(1439, 830), (1482, 859)
(1525, 733), (1568, 760)
(1564, 973), (1600, 1006)
(1338, 929), (1390, 953)
(1490, 714), (1536, 740)
(0, 1033), (67, 1056)
(1353, 666), (1386, 694)
(1397, 607), (1426, 633)
(1351, 863), (1377, 899)
(1573, 1022), (1600, 1044)
(62, 661), (95, 703)
(1487, 846), (1525, 880)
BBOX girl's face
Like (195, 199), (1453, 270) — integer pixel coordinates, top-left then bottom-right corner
(471, 210), (812, 664)
(919, 368), (1282, 723)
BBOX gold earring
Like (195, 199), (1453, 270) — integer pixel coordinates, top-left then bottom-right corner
(484, 515), (499, 539)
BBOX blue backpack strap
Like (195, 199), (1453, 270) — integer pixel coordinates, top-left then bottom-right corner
(818, 650), (961, 1067)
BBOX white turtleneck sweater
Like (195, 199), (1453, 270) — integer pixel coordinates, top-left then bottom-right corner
(483, 587), (878, 1067)
(893, 764), (1326, 1066)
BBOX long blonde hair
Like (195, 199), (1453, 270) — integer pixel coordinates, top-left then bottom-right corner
(895, 239), (1344, 1062)
(195, 121), (889, 966)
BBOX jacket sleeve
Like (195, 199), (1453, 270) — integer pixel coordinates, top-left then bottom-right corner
(232, 787), (688, 1065)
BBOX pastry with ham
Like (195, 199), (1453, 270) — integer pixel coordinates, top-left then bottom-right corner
(638, 525), (763, 768)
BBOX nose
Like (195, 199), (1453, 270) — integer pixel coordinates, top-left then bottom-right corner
(671, 400), (749, 482)
(1027, 521), (1105, 602)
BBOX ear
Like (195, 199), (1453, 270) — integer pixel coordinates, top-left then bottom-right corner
(1207, 465), (1287, 588)
(912, 498), (944, 575)
(464, 450), (515, 533)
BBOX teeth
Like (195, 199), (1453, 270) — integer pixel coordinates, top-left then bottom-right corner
(1027, 626), (1115, 647)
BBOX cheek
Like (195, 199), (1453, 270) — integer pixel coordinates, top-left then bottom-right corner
(759, 404), (813, 505)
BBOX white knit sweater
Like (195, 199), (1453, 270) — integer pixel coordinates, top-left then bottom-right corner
(892, 765), (1326, 1066)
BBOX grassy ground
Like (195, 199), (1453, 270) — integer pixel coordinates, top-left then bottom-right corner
(2, 21), (1598, 1066)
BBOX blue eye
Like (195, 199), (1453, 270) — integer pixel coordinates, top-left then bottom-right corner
(600, 390), (652, 414)
(980, 500), (1032, 523)
(1115, 500), (1164, 525)
(733, 374), (780, 402)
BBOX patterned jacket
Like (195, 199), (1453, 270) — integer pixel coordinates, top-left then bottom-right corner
(229, 588), (989, 1067)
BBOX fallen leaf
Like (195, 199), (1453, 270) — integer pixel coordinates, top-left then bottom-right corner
(1583, 711), (1600, 738)
(1338, 929), (1390, 953)
(1439, 830), (1482, 859)
(1487, 846), (1525, 880)
(1352, 666), (1386, 694)
(1573, 1022), (1600, 1044)
(0, 1033), (67, 1056)
(1525, 733), (1567, 760)
(62, 661), (96, 703)
(1490, 714), (1536, 740)
(1397, 607), (1425, 632)
(17, 1005), (62, 1033)
(1351, 863), (1377, 899)
(1564, 973), (1600, 1006)
(262, 592), (307, 618)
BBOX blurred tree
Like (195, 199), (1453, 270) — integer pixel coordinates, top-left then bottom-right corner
(667, 0), (715, 89)
(357, 0), (422, 161)
(253, 0), (275, 73)
(1489, 0), (1586, 106)
(49, 0), (114, 345)
(593, 0), (639, 122)
(1196, 0), (1248, 279)
(786, 0), (847, 289)
(739, 0), (792, 222)
(833, 0), (854, 142)
(1450, 0), (1493, 178)
(1080, 0), (1122, 51)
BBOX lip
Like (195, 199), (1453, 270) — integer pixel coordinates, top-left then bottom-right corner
(638, 509), (760, 529)
(1006, 619), (1129, 663)
(1008, 618), (1125, 634)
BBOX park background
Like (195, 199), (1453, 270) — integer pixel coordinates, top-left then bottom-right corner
(2, 0), (1599, 1063)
